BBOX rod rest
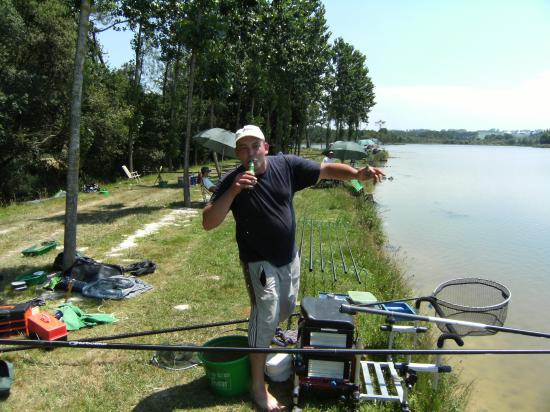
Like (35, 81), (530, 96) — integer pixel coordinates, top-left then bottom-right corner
(437, 333), (464, 348)
(394, 362), (452, 374)
(380, 325), (428, 333)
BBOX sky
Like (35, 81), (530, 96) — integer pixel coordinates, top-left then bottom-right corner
(97, 0), (550, 131)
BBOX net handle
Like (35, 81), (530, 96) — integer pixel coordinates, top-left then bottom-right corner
(341, 304), (550, 339)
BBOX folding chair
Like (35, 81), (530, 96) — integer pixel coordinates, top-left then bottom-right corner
(122, 165), (141, 183)
(200, 183), (212, 203)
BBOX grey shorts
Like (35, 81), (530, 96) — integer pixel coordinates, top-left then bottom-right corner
(242, 253), (300, 348)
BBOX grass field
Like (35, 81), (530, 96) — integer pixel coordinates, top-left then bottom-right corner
(0, 156), (467, 411)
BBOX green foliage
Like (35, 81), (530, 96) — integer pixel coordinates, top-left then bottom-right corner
(540, 130), (550, 145)
(0, 0), (75, 200)
(80, 65), (133, 179)
(329, 38), (375, 140)
(0, 0), (379, 202)
(380, 129), (545, 147)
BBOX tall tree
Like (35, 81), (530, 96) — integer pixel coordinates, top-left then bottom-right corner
(120, 0), (157, 172)
(177, 0), (223, 206)
(63, 0), (91, 270)
(330, 38), (375, 140)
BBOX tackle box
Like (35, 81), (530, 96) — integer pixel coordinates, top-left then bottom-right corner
(27, 312), (68, 341)
(0, 302), (35, 336)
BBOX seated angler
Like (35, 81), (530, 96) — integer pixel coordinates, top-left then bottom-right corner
(200, 166), (217, 193)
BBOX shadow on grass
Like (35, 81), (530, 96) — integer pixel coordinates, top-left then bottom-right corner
(133, 378), (300, 412)
(133, 376), (250, 411)
(36, 205), (167, 225)
(166, 200), (207, 210)
(36, 199), (206, 226)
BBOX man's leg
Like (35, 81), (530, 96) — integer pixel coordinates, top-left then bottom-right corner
(278, 253), (301, 323)
(243, 261), (285, 411)
(250, 353), (284, 411)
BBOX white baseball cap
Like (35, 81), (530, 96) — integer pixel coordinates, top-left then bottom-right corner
(235, 125), (265, 143)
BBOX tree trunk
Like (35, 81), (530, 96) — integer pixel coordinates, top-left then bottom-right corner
(265, 109), (272, 151)
(197, 85), (205, 128)
(325, 119), (331, 150)
(161, 60), (170, 105)
(235, 86), (242, 130)
(168, 46), (181, 170)
(249, 96), (255, 122)
(183, 49), (197, 207)
(210, 101), (222, 178)
(91, 31), (105, 67)
(63, 0), (90, 271)
(128, 22), (143, 172)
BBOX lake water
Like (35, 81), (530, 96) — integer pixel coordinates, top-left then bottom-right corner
(375, 144), (550, 412)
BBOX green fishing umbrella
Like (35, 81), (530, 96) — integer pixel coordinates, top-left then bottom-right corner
(324, 141), (367, 161)
(193, 128), (236, 159)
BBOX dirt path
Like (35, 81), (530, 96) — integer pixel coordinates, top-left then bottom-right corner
(106, 208), (199, 257)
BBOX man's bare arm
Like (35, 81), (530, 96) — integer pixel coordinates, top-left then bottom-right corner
(319, 162), (385, 183)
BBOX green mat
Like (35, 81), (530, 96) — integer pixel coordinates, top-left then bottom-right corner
(347, 291), (378, 304)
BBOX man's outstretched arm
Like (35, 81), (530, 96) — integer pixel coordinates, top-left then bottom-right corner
(319, 162), (385, 184)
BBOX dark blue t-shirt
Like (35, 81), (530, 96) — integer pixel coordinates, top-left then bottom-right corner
(211, 155), (320, 266)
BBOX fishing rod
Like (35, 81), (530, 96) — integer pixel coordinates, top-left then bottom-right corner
(343, 225), (361, 284)
(340, 304), (550, 340)
(319, 222), (324, 273)
(0, 318), (250, 354)
(328, 222), (336, 282)
(356, 297), (419, 307)
(2, 338), (550, 356)
(309, 218), (314, 272)
(298, 216), (306, 257)
(336, 223), (347, 274)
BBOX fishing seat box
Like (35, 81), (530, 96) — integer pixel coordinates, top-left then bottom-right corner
(297, 297), (355, 386)
(27, 313), (67, 341)
(0, 302), (34, 336)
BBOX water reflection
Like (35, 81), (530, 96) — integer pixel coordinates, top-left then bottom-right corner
(376, 144), (550, 412)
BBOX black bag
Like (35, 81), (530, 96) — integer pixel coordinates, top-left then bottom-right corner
(52, 251), (84, 271)
(54, 254), (122, 281)
(121, 260), (156, 276)
(52, 253), (155, 292)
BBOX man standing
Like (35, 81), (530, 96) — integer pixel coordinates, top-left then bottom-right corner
(202, 125), (384, 411)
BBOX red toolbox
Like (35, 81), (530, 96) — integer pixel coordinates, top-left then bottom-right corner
(27, 312), (68, 341)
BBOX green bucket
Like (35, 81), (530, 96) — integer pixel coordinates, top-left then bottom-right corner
(198, 335), (250, 396)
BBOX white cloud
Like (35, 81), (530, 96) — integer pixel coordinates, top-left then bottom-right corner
(370, 70), (550, 130)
